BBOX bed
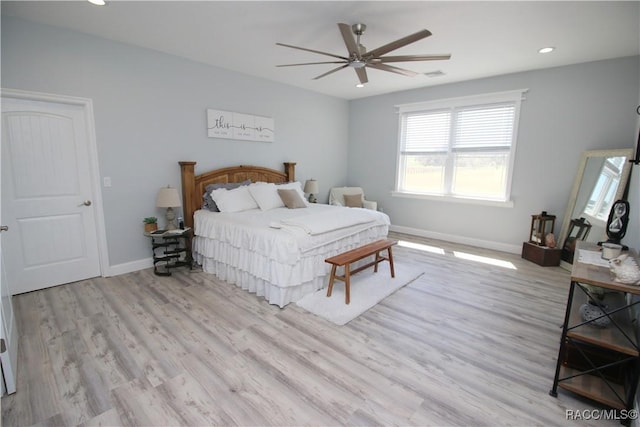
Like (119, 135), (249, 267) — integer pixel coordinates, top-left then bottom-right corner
(179, 161), (390, 307)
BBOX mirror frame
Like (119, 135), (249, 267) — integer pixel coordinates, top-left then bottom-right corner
(557, 148), (634, 264)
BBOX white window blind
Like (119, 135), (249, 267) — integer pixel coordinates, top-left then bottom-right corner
(454, 104), (515, 150)
(402, 110), (450, 152)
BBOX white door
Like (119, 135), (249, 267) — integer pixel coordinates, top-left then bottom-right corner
(1, 94), (102, 294)
(0, 135), (17, 395)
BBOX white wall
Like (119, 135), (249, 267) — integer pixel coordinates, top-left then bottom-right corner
(1, 16), (349, 270)
(349, 56), (640, 252)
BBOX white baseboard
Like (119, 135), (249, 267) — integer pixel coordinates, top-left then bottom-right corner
(389, 224), (522, 254)
(105, 257), (153, 277)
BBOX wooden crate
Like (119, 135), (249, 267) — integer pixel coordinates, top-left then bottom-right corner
(521, 241), (561, 266)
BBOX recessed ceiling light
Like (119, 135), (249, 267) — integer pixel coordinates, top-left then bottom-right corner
(355, 83), (364, 88)
(88, 0), (106, 5)
(538, 47), (555, 54)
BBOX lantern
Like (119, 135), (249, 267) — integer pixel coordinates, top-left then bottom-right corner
(522, 211), (562, 266)
(529, 211), (556, 246)
(561, 217), (592, 263)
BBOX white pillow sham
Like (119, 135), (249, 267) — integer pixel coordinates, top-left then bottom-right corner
(248, 182), (285, 211)
(211, 185), (259, 213)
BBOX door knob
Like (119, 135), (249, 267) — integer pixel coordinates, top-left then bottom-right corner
(0, 225), (8, 232)
(79, 200), (92, 207)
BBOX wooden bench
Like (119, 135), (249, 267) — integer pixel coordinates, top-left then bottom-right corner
(325, 239), (397, 304)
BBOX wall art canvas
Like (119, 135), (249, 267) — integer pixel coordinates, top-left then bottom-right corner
(207, 109), (274, 142)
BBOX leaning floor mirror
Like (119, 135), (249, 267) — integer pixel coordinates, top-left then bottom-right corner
(557, 148), (634, 269)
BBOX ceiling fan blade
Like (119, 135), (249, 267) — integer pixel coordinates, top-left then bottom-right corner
(313, 64), (350, 80)
(365, 29), (432, 59)
(338, 23), (359, 57)
(355, 67), (368, 84)
(367, 63), (419, 77)
(276, 42), (349, 61)
(373, 54), (451, 63)
(277, 61), (348, 67)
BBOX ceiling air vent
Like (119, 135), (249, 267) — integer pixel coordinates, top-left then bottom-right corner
(424, 70), (445, 78)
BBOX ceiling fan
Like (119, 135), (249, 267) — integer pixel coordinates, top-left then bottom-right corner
(276, 23), (451, 84)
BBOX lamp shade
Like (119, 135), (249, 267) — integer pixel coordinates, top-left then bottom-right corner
(304, 179), (319, 194)
(156, 186), (182, 208)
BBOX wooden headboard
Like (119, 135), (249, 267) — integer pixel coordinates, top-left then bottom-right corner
(179, 161), (296, 229)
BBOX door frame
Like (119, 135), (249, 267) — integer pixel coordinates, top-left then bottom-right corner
(1, 103), (17, 394)
(1, 88), (109, 279)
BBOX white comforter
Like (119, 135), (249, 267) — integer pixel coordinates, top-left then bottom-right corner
(194, 204), (389, 264)
(192, 204), (390, 306)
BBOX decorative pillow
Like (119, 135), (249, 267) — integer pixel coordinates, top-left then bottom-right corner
(211, 185), (259, 213)
(276, 181), (309, 206)
(277, 189), (307, 209)
(248, 183), (285, 211)
(203, 179), (251, 211)
(344, 194), (363, 208)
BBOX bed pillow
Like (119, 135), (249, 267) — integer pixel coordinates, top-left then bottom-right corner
(248, 182), (285, 211)
(344, 194), (363, 208)
(276, 181), (309, 206)
(277, 189), (307, 209)
(211, 185), (259, 213)
(203, 179), (251, 211)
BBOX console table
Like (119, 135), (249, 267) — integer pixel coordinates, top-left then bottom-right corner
(549, 241), (639, 423)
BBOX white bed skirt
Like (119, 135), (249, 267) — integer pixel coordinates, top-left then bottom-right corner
(193, 224), (388, 307)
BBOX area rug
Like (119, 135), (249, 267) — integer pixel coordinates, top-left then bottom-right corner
(295, 262), (424, 325)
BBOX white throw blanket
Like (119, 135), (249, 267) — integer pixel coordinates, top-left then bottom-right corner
(280, 208), (376, 235)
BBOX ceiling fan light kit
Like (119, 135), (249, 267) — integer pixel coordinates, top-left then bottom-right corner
(276, 22), (451, 84)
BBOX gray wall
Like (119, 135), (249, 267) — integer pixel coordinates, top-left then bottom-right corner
(348, 56), (640, 252)
(3, 15), (639, 269)
(1, 16), (349, 269)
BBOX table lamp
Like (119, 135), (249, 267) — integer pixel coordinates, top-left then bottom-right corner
(156, 186), (182, 230)
(304, 179), (319, 203)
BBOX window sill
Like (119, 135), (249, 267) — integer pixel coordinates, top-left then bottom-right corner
(391, 191), (514, 208)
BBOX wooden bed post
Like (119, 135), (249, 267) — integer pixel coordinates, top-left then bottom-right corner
(179, 161), (197, 230)
(284, 162), (296, 182)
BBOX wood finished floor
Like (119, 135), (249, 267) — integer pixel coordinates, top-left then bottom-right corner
(2, 232), (620, 426)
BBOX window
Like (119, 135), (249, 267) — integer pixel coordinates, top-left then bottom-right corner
(396, 90), (526, 203)
(583, 156), (626, 221)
